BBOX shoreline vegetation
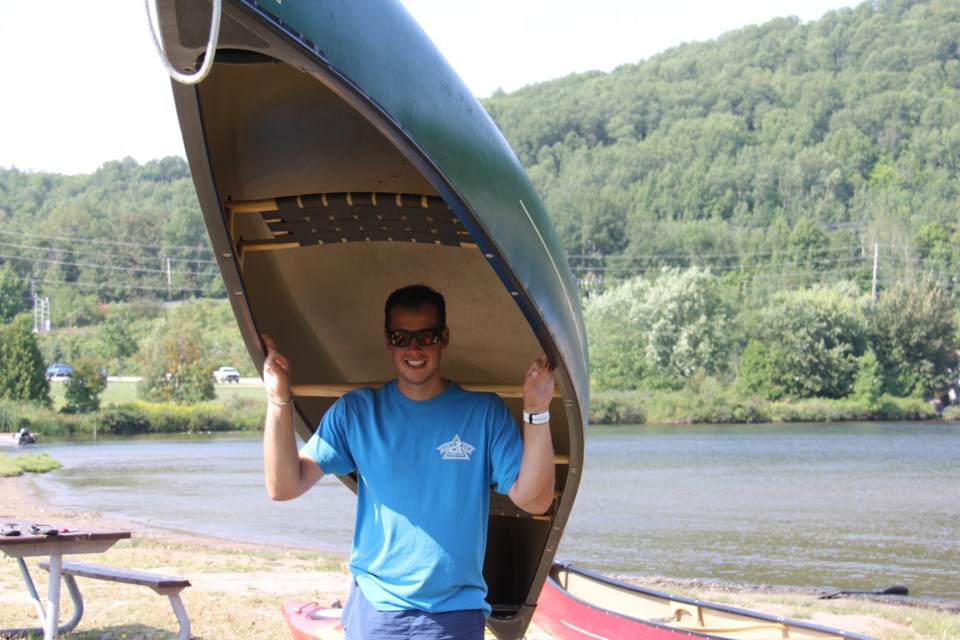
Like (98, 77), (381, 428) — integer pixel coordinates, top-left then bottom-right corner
(1, 380), (958, 444)
(588, 389), (959, 425)
(1, 473), (958, 639)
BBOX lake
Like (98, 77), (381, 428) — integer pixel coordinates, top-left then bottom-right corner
(23, 421), (960, 602)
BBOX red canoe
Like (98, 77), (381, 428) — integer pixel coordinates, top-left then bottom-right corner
(533, 561), (877, 640)
(282, 600), (344, 640)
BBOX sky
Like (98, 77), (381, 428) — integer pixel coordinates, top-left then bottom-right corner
(0, 0), (861, 176)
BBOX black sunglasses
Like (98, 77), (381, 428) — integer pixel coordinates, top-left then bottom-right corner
(388, 327), (444, 348)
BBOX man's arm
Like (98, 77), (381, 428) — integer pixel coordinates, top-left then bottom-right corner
(508, 354), (556, 514)
(262, 334), (324, 501)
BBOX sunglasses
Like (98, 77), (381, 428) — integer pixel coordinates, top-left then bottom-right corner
(387, 327), (444, 348)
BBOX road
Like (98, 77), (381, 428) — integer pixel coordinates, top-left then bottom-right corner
(105, 376), (264, 385)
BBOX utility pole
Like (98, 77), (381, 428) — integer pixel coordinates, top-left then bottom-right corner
(871, 243), (879, 302)
(32, 294), (50, 333)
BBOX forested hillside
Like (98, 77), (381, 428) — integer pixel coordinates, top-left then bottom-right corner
(1, 0), (957, 311)
(0, 0), (957, 414)
(483, 0), (960, 296)
(0, 157), (219, 325)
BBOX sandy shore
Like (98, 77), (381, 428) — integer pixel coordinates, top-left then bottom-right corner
(3, 473), (334, 559)
(1, 474), (354, 639)
(2, 473), (956, 639)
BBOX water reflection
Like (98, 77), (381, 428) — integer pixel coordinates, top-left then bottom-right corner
(27, 422), (960, 601)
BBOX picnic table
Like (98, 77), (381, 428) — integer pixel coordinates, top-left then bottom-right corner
(0, 521), (131, 639)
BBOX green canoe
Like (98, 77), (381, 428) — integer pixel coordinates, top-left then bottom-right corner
(156, 1), (587, 637)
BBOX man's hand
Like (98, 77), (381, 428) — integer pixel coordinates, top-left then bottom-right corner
(510, 353), (556, 514)
(523, 353), (554, 414)
(262, 333), (324, 500)
(262, 334), (292, 404)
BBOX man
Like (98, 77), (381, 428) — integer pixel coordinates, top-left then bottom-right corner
(262, 284), (555, 639)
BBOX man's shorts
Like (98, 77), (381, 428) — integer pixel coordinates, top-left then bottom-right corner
(342, 579), (486, 640)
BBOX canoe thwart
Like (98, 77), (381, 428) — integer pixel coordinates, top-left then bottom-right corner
(291, 383), (561, 399)
(672, 622), (788, 633)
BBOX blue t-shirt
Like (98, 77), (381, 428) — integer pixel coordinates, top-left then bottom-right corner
(302, 380), (522, 615)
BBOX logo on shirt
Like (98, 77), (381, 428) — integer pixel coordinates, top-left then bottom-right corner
(437, 434), (476, 460)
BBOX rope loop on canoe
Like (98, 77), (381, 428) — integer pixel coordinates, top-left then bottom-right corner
(145, 0), (222, 85)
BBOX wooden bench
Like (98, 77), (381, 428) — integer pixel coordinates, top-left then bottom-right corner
(40, 560), (191, 640)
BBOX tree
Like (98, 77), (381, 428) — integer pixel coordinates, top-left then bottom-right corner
(736, 283), (870, 399)
(0, 314), (51, 407)
(736, 339), (786, 400)
(868, 275), (956, 397)
(136, 301), (216, 404)
(585, 267), (732, 390)
(851, 349), (883, 411)
(63, 356), (107, 413)
(638, 267), (732, 386)
(584, 278), (649, 390)
(787, 217), (831, 286)
(100, 305), (139, 376)
(0, 263), (30, 322)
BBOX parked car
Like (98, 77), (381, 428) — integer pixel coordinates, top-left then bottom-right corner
(213, 366), (241, 383)
(45, 362), (73, 380)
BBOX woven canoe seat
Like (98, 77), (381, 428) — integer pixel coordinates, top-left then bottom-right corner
(226, 192), (476, 248)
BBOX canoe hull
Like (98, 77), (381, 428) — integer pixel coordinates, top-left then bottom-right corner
(158, 2), (586, 638)
(533, 561), (878, 640)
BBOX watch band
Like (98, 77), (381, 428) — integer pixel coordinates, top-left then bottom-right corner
(522, 410), (550, 425)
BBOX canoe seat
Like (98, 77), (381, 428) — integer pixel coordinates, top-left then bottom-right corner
(226, 192), (477, 254)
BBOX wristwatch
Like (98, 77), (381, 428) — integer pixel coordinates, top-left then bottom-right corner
(522, 410), (550, 424)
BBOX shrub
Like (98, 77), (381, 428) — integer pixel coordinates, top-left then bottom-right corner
(588, 391), (648, 425)
(589, 386), (772, 425)
(96, 401), (264, 435)
(769, 398), (871, 422)
(98, 408), (152, 435)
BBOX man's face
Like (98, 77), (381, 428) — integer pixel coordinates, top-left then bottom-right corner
(386, 304), (449, 400)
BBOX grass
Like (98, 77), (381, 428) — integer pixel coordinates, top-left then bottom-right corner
(0, 452), (61, 477)
(48, 379), (265, 412)
(211, 382), (267, 404)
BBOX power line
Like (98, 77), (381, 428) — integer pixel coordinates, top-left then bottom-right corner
(0, 240), (217, 268)
(0, 228), (215, 255)
(570, 242), (864, 262)
(0, 251), (215, 278)
(34, 276), (218, 296)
